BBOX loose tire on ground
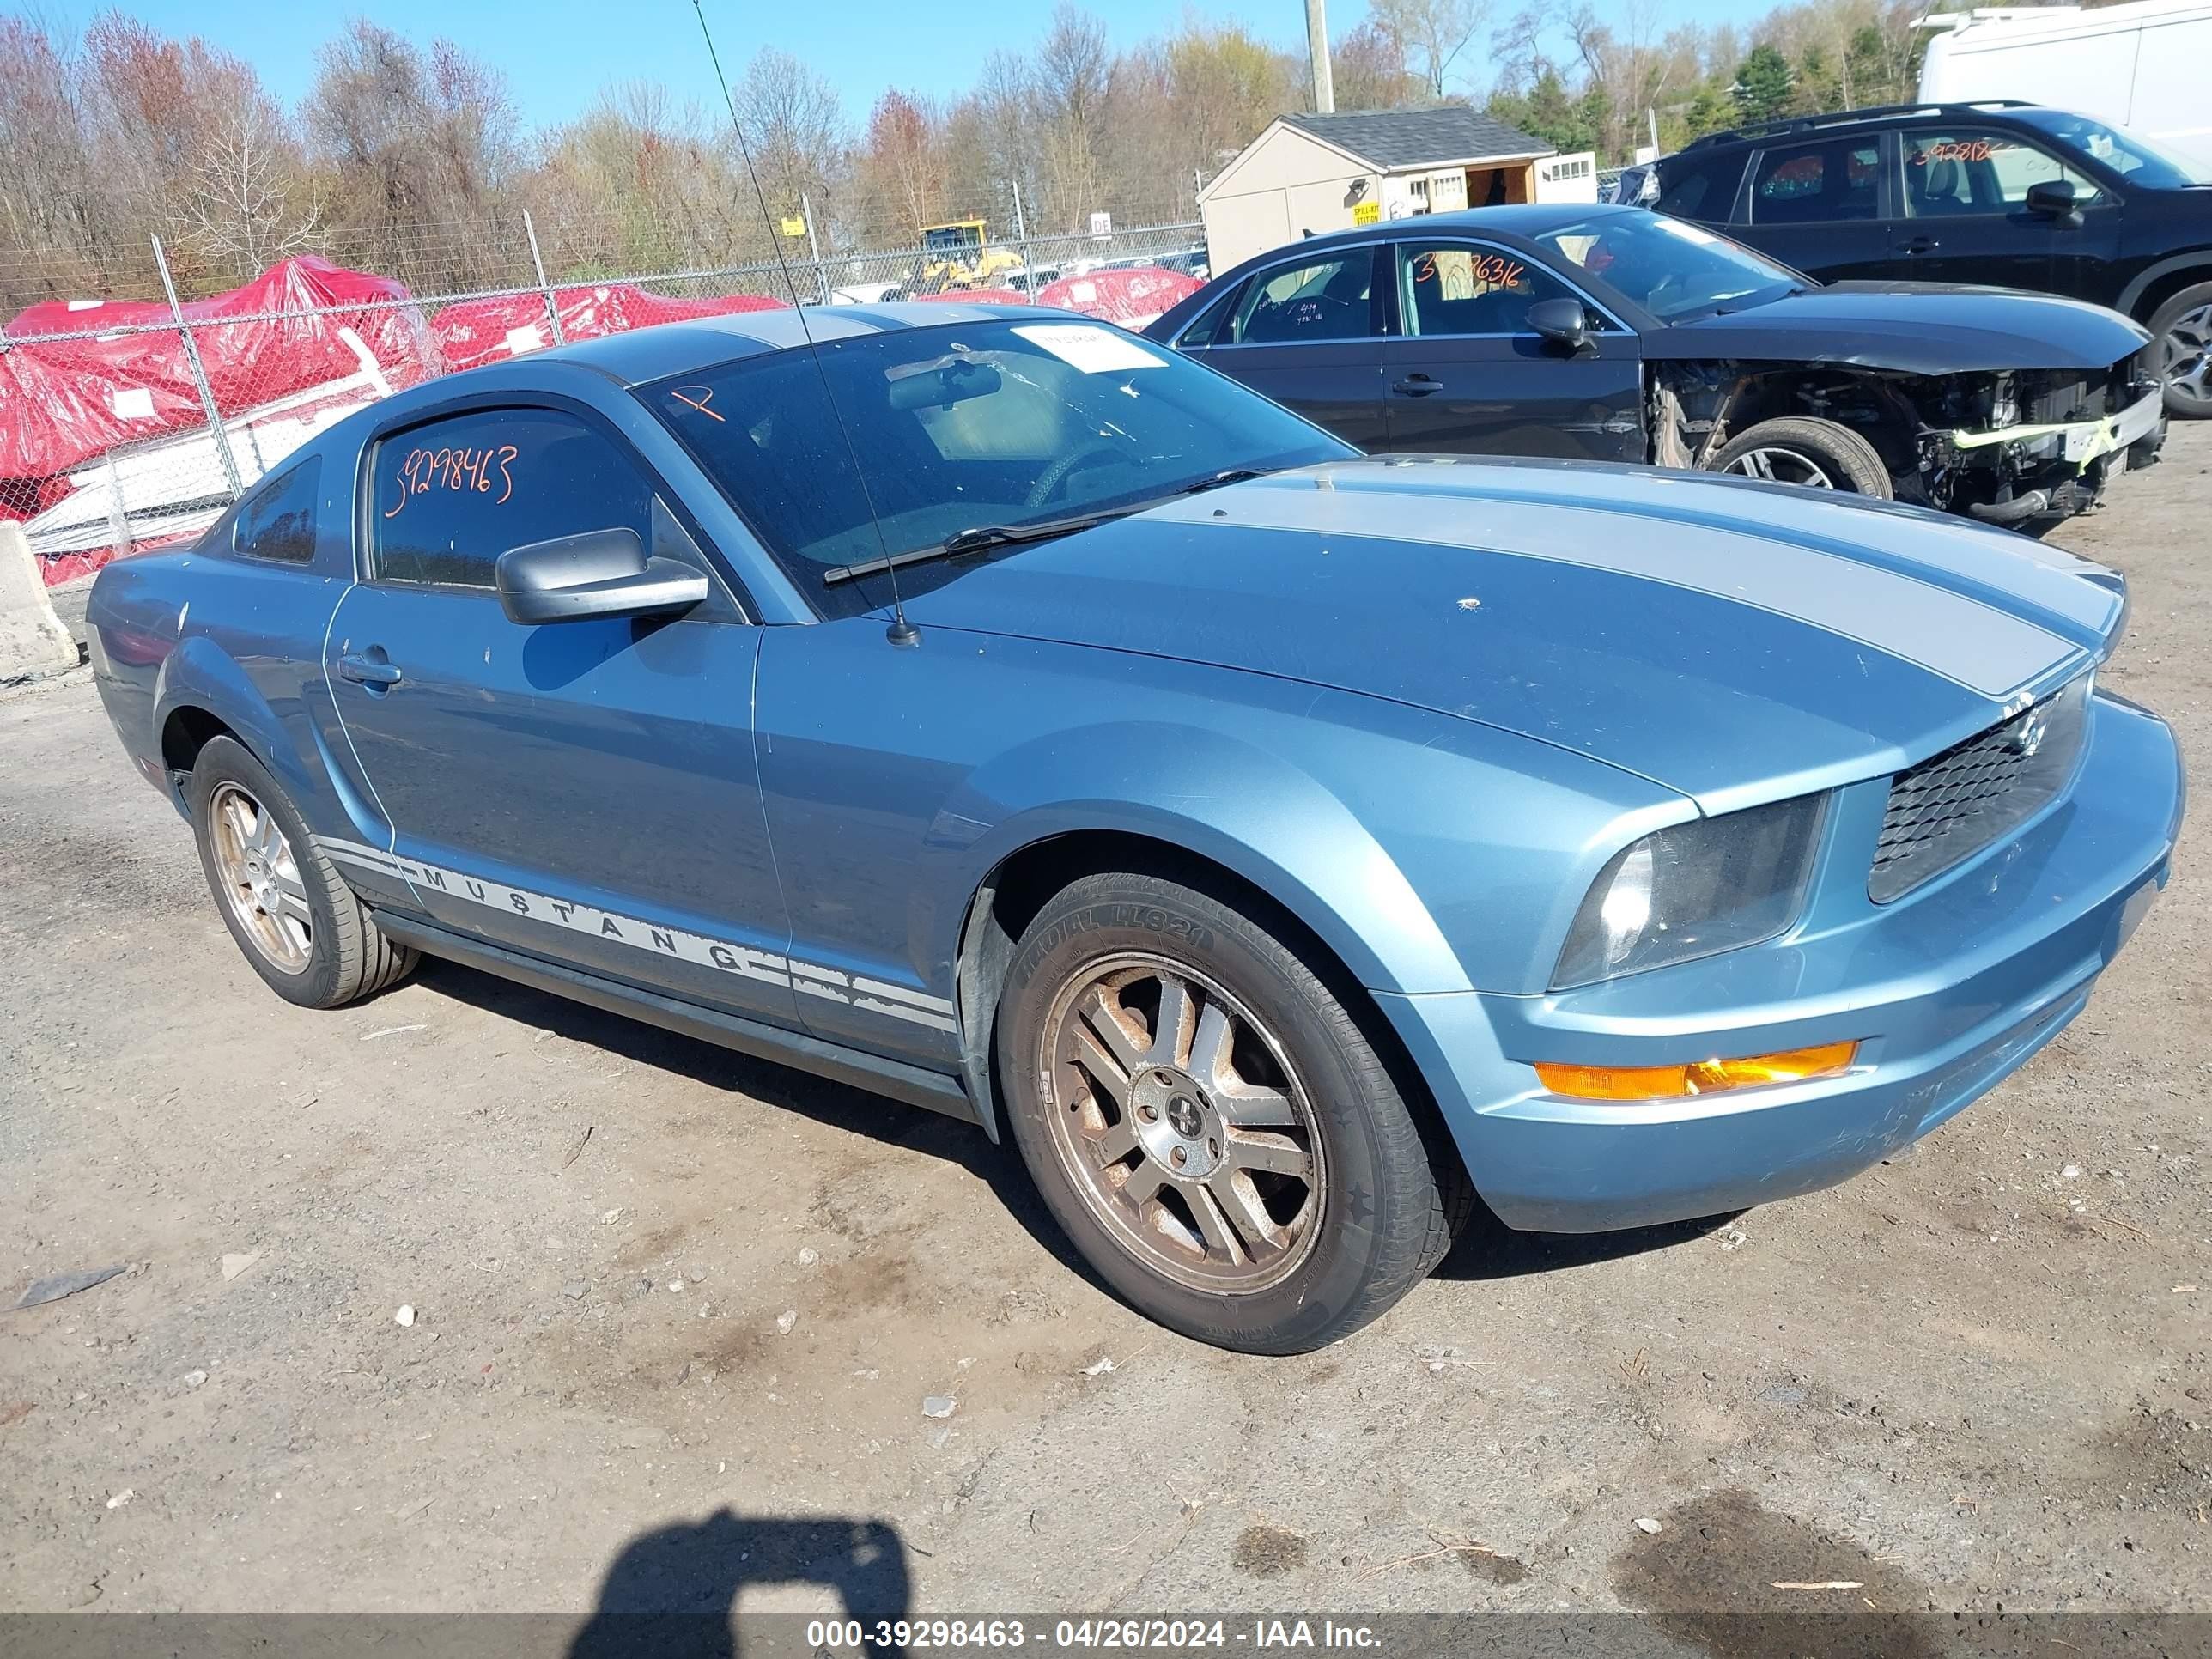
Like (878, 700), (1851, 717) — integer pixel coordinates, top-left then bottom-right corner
(2147, 281), (2212, 419)
(995, 868), (1471, 1354)
(1708, 416), (1893, 498)
(187, 735), (416, 1009)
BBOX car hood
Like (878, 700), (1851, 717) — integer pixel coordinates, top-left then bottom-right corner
(900, 457), (2124, 813)
(1650, 282), (2150, 373)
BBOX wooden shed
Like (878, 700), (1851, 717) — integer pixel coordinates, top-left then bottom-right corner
(1199, 108), (1561, 271)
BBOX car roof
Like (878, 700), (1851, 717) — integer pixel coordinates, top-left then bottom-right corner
(1671, 100), (2059, 158)
(538, 301), (1054, 387)
(1280, 203), (1638, 257)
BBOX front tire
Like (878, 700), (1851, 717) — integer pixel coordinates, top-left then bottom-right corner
(2148, 282), (2212, 418)
(996, 870), (1467, 1353)
(1709, 416), (1893, 498)
(188, 736), (416, 1009)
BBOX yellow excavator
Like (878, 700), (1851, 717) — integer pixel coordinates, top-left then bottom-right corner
(911, 220), (1025, 293)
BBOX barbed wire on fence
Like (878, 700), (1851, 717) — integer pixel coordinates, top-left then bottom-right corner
(0, 202), (1207, 580)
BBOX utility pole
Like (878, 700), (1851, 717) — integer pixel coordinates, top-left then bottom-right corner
(1306, 0), (1334, 113)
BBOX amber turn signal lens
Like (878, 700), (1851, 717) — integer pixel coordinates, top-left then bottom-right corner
(1534, 1040), (1858, 1102)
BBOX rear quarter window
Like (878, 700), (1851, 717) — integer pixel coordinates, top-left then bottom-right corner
(230, 458), (322, 566)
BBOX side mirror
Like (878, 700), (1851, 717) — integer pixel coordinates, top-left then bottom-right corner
(2025, 178), (2083, 228)
(495, 528), (708, 626)
(1527, 296), (1592, 354)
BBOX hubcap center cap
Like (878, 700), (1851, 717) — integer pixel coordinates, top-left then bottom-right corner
(1131, 1069), (1223, 1178)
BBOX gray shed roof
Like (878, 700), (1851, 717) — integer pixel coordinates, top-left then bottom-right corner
(1281, 107), (1553, 168)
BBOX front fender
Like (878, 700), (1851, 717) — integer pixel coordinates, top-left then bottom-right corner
(903, 650), (1689, 999)
(934, 719), (1468, 995)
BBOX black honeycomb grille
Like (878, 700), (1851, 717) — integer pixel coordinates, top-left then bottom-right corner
(1869, 676), (2090, 903)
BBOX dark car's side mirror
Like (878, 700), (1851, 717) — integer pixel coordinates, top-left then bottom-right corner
(495, 528), (708, 626)
(1527, 297), (1593, 354)
(2025, 178), (2084, 228)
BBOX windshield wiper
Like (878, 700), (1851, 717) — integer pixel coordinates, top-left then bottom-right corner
(1180, 467), (1267, 495)
(819, 468), (1279, 589)
(820, 505), (1138, 588)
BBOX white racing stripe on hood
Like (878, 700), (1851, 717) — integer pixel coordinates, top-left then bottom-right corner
(1149, 480), (2078, 699)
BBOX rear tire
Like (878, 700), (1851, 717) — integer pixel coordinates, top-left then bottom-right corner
(995, 869), (1468, 1354)
(188, 736), (416, 1009)
(2147, 281), (2212, 418)
(1709, 416), (1893, 498)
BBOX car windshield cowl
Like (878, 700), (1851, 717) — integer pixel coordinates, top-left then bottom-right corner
(1674, 279), (1813, 321)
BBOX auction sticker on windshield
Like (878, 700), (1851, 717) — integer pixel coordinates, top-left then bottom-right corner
(1013, 324), (1166, 374)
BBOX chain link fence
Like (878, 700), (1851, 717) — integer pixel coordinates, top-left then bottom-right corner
(1, 204), (1208, 583)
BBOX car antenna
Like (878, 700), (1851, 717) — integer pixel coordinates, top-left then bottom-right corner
(693, 0), (920, 647)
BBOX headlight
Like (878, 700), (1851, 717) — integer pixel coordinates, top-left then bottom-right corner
(1553, 795), (1827, 988)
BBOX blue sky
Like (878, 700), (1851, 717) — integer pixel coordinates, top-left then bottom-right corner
(80, 0), (1777, 129)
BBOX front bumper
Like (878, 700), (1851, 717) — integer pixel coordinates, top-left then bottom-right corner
(1380, 691), (2184, 1233)
(1954, 387), (2167, 523)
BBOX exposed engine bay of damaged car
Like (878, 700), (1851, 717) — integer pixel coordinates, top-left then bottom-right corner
(1651, 350), (2167, 529)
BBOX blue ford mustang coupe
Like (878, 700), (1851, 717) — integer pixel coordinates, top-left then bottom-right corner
(86, 304), (2183, 1352)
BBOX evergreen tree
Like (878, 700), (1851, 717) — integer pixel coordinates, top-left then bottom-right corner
(1731, 43), (1794, 125)
(1792, 44), (1841, 115)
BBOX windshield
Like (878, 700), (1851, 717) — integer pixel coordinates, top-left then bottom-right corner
(924, 225), (983, 252)
(641, 319), (1349, 616)
(1536, 211), (1803, 321)
(2007, 109), (2212, 189)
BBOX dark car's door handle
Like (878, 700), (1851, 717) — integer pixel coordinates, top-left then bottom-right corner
(1897, 235), (1939, 254)
(1392, 374), (1445, 397)
(337, 653), (403, 688)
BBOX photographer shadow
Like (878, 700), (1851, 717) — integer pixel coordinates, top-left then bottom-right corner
(569, 1510), (912, 1659)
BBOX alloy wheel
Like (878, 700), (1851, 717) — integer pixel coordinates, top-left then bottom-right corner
(1721, 447), (1835, 488)
(1036, 953), (1324, 1293)
(209, 781), (313, 975)
(2160, 302), (2212, 412)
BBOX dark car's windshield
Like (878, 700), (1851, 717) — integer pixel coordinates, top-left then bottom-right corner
(1536, 211), (1804, 321)
(641, 318), (1349, 616)
(2007, 109), (2212, 189)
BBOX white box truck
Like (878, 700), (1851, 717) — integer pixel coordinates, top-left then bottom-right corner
(1917, 0), (2212, 171)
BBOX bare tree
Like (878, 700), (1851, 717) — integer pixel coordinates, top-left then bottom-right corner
(0, 15), (109, 302)
(1369, 0), (1492, 98)
(853, 90), (948, 242)
(179, 97), (324, 275)
(306, 22), (523, 288)
(1034, 4), (1110, 229)
(1334, 21), (1426, 110)
(728, 46), (847, 255)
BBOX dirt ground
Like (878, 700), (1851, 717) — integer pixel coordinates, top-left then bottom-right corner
(3, 429), (2209, 1634)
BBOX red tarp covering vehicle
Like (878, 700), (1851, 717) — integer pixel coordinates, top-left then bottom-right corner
(1, 256), (436, 486)
(1036, 267), (1203, 327)
(431, 284), (790, 373)
(908, 289), (1031, 306)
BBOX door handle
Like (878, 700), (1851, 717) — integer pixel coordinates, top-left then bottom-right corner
(1392, 374), (1445, 397)
(337, 652), (402, 689)
(1898, 235), (1939, 254)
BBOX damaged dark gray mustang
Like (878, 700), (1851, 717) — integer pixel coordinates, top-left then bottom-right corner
(1148, 205), (2166, 530)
